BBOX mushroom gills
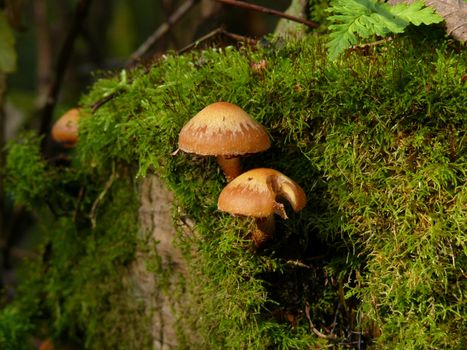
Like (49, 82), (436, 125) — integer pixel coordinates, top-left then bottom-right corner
(217, 168), (307, 247)
(267, 174), (307, 215)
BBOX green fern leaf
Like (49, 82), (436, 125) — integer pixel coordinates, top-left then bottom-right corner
(390, 1), (444, 26)
(327, 0), (444, 60)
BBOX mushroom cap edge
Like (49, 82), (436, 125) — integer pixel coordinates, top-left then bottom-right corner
(178, 102), (271, 156)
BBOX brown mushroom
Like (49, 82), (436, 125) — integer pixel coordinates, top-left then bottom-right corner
(51, 108), (80, 147)
(178, 102), (270, 181)
(217, 168), (307, 246)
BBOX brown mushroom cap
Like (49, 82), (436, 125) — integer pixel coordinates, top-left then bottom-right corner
(178, 102), (270, 156)
(51, 108), (80, 147)
(218, 168), (307, 218)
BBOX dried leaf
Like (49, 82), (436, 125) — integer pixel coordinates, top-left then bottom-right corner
(388, 0), (467, 42)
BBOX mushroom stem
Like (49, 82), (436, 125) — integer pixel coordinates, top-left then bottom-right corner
(216, 156), (242, 182)
(253, 215), (275, 247)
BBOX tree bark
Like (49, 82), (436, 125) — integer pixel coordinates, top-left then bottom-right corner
(127, 174), (187, 349)
(274, 0), (309, 37)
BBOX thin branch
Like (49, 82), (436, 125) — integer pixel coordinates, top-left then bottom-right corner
(160, 0), (180, 48)
(90, 163), (116, 228)
(214, 0), (319, 29)
(285, 259), (311, 269)
(305, 302), (338, 340)
(73, 185), (86, 222)
(338, 278), (351, 325)
(221, 30), (257, 44)
(350, 36), (393, 49)
(126, 0), (199, 67)
(178, 27), (256, 54)
(39, 0), (93, 141)
(178, 27), (224, 54)
(91, 90), (122, 112)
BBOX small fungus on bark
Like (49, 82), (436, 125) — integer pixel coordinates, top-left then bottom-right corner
(51, 108), (80, 147)
(178, 102), (270, 181)
(217, 168), (307, 246)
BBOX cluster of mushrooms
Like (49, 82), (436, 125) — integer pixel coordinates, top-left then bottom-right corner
(51, 102), (307, 247)
(178, 102), (307, 246)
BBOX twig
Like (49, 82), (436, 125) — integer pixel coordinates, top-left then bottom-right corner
(91, 90), (122, 112)
(160, 0), (180, 48)
(305, 302), (337, 340)
(90, 163), (116, 228)
(91, 70), (129, 112)
(350, 36), (393, 49)
(221, 30), (257, 45)
(126, 0), (199, 67)
(285, 259), (311, 269)
(178, 27), (256, 54)
(214, 0), (319, 29)
(330, 302), (341, 335)
(178, 27), (224, 54)
(338, 278), (351, 325)
(39, 0), (93, 144)
(73, 185), (86, 222)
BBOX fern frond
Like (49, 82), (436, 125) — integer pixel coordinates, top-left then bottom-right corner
(390, 1), (444, 26)
(327, 0), (444, 60)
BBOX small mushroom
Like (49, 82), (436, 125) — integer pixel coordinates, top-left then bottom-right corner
(178, 102), (270, 181)
(51, 108), (80, 147)
(217, 168), (307, 246)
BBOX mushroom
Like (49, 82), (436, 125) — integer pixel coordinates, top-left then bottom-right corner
(217, 168), (307, 246)
(51, 108), (80, 147)
(178, 102), (270, 181)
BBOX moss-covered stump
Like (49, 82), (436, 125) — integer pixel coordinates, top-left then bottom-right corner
(2, 32), (466, 349)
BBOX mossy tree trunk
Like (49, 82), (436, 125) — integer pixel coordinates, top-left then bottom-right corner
(127, 174), (186, 349)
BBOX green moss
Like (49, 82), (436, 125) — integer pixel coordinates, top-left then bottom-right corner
(3, 32), (466, 349)
(0, 304), (36, 350)
(2, 137), (149, 348)
(4, 132), (50, 208)
(41, 180), (147, 349)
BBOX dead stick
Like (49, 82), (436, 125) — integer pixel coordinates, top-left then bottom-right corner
(39, 0), (92, 143)
(178, 27), (256, 54)
(214, 0), (319, 29)
(178, 27), (224, 54)
(221, 30), (257, 44)
(126, 0), (199, 66)
(91, 90), (122, 112)
(351, 36), (393, 49)
(160, 0), (180, 48)
(90, 164), (116, 228)
(305, 302), (337, 340)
